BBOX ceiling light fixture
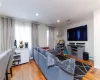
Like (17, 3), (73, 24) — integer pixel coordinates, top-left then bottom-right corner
(0, 3), (2, 6)
(36, 13), (39, 16)
(57, 20), (60, 23)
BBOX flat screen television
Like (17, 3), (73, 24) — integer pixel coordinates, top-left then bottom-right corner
(67, 25), (87, 41)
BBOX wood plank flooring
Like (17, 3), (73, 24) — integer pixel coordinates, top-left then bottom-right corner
(9, 60), (100, 80)
(83, 67), (100, 80)
(9, 61), (46, 80)
(68, 55), (100, 80)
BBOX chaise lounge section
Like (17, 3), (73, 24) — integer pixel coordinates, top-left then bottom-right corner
(33, 47), (74, 80)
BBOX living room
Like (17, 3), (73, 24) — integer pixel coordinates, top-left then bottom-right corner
(0, 0), (100, 80)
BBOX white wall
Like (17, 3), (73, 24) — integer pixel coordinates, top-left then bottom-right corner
(94, 9), (100, 68)
(38, 24), (48, 47)
(55, 27), (63, 40)
(62, 17), (94, 59)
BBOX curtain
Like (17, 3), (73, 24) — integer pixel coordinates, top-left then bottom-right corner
(0, 17), (14, 52)
(38, 24), (49, 47)
(15, 20), (32, 49)
(31, 23), (39, 47)
(49, 26), (55, 49)
(47, 29), (49, 47)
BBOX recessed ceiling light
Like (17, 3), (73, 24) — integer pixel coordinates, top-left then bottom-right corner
(0, 3), (2, 6)
(57, 20), (60, 23)
(36, 13), (39, 16)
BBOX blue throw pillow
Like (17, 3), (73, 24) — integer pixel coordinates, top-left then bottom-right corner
(38, 48), (47, 57)
(38, 48), (45, 53)
(35, 47), (39, 51)
(46, 52), (56, 67)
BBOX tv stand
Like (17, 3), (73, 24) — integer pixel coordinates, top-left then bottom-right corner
(67, 44), (85, 60)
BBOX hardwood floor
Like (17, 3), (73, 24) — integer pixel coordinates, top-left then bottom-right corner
(68, 55), (100, 80)
(9, 61), (46, 80)
(9, 59), (100, 80)
(83, 67), (100, 80)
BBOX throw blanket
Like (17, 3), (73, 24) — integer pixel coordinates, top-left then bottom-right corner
(46, 52), (75, 75)
(55, 58), (75, 75)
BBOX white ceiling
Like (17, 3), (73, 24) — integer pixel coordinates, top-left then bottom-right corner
(0, 0), (100, 25)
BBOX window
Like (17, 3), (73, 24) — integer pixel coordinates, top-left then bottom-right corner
(15, 20), (32, 48)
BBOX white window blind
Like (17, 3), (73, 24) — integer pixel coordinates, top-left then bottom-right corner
(15, 20), (32, 48)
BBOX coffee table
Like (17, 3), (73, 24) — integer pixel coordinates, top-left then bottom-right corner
(56, 54), (68, 61)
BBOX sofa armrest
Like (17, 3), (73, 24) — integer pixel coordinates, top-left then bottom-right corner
(47, 65), (73, 80)
(34, 49), (39, 65)
(47, 66), (59, 80)
(38, 53), (47, 76)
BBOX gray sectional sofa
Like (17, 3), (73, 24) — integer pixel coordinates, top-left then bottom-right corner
(33, 47), (74, 80)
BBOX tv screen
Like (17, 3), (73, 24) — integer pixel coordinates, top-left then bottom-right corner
(67, 25), (87, 41)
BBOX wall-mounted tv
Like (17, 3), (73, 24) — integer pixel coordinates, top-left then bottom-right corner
(67, 25), (87, 41)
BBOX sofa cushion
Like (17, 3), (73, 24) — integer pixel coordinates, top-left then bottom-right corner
(38, 48), (47, 56)
(35, 47), (39, 51)
(47, 49), (58, 56)
(55, 58), (75, 75)
(39, 48), (45, 53)
(46, 52), (56, 67)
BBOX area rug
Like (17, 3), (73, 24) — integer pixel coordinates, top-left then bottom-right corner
(74, 61), (92, 80)
(56, 55), (92, 80)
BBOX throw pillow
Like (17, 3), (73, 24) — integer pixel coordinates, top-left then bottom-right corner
(46, 52), (56, 67)
(38, 48), (45, 54)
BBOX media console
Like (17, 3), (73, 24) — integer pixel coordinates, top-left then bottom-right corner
(67, 43), (85, 60)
